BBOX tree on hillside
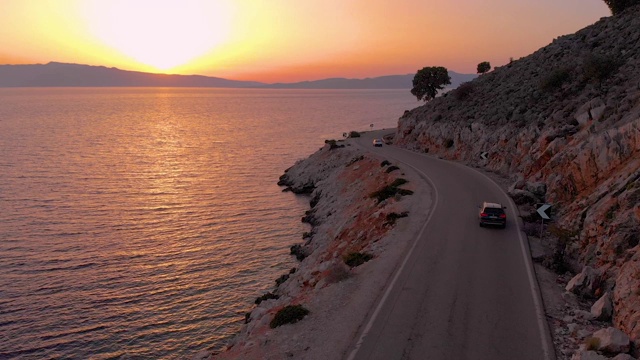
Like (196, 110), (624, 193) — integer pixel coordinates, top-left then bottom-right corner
(477, 61), (491, 74)
(411, 66), (451, 102)
(603, 0), (640, 14)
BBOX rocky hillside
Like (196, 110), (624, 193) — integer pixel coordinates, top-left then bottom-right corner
(394, 5), (640, 353)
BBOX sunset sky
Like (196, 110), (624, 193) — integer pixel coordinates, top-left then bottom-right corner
(0, 0), (610, 82)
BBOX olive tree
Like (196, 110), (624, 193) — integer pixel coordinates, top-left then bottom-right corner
(603, 0), (640, 14)
(410, 66), (451, 102)
(477, 61), (491, 74)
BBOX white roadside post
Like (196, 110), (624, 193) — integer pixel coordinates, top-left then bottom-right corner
(537, 204), (552, 241)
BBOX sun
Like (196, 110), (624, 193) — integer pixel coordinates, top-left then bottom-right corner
(81, 0), (234, 71)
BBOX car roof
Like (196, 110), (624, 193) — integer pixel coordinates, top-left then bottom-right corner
(482, 202), (503, 208)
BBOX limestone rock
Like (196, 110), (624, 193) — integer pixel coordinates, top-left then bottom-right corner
(566, 266), (601, 298)
(611, 354), (636, 360)
(591, 292), (613, 321)
(592, 327), (631, 354)
(570, 350), (608, 360)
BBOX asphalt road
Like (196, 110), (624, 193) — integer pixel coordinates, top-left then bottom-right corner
(346, 131), (554, 360)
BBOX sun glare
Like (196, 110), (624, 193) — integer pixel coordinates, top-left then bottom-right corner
(81, 0), (234, 71)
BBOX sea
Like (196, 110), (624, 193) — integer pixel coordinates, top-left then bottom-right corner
(0, 87), (418, 359)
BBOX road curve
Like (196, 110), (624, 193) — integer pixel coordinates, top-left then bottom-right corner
(346, 130), (554, 360)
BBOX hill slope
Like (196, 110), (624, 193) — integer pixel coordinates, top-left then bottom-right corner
(0, 62), (475, 89)
(394, 5), (640, 353)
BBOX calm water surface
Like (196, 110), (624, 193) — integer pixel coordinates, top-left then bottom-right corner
(0, 88), (417, 359)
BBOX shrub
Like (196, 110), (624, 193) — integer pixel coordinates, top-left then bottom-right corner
(290, 244), (307, 261)
(369, 178), (413, 203)
(325, 262), (351, 283)
(540, 68), (571, 92)
(343, 252), (373, 267)
(380, 160), (391, 167)
(454, 82), (475, 100)
(444, 138), (454, 148)
(385, 165), (400, 173)
(583, 54), (623, 84)
(544, 225), (578, 274)
(346, 155), (365, 167)
(584, 336), (600, 350)
(521, 221), (540, 237)
(385, 211), (409, 226)
(324, 139), (344, 150)
(255, 292), (279, 305)
(605, 203), (620, 220)
(603, 0), (640, 15)
(270, 305), (310, 328)
(349, 131), (361, 138)
(275, 273), (290, 286)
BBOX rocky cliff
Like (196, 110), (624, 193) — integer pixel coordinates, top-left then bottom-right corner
(394, 5), (640, 353)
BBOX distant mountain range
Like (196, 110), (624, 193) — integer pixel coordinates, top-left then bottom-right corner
(0, 62), (477, 89)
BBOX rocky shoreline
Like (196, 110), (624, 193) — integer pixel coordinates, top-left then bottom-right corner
(196, 140), (431, 359)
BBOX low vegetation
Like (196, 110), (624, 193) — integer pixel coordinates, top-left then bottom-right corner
(385, 165), (400, 173)
(343, 252), (373, 268)
(454, 82), (475, 100)
(275, 268), (297, 286)
(324, 139), (344, 150)
(255, 292), (279, 305)
(348, 131), (361, 138)
(583, 54), (623, 86)
(369, 178), (414, 203)
(544, 225), (579, 274)
(346, 155), (365, 167)
(540, 68), (572, 92)
(585, 336), (601, 350)
(385, 211), (409, 226)
(270, 304), (310, 328)
(603, 0), (640, 15)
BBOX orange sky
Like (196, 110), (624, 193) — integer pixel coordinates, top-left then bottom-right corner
(0, 0), (610, 83)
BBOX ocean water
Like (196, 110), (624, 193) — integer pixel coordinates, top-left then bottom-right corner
(0, 87), (417, 359)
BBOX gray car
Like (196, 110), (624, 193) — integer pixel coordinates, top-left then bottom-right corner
(479, 202), (507, 228)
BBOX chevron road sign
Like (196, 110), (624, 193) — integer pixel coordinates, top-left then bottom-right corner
(537, 204), (552, 220)
(480, 151), (488, 160)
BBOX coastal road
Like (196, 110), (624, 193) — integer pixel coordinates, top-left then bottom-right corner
(347, 131), (554, 360)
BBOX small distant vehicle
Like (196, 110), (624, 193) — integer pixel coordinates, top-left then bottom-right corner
(479, 202), (507, 228)
(373, 139), (383, 147)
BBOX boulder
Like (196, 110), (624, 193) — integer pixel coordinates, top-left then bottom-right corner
(611, 354), (636, 360)
(566, 266), (601, 298)
(592, 327), (631, 354)
(591, 292), (613, 321)
(570, 350), (608, 360)
(525, 181), (547, 198)
(508, 188), (539, 205)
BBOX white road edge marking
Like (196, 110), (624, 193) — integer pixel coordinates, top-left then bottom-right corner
(482, 174), (556, 360)
(347, 146), (439, 360)
(349, 136), (555, 360)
